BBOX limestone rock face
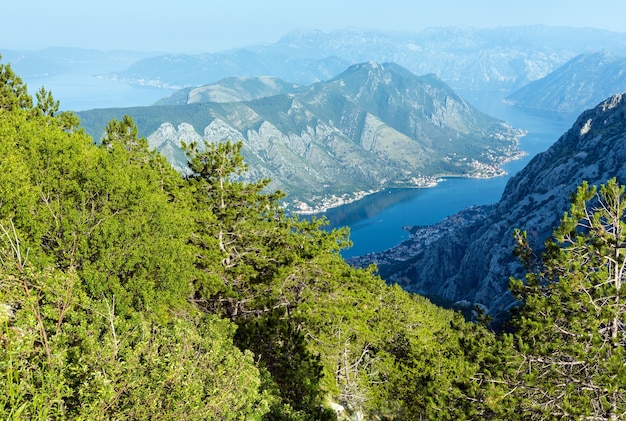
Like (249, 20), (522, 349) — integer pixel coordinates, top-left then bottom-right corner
(147, 122), (202, 174)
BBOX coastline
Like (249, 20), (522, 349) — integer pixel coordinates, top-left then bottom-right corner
(291, 126), (528, 215)
(292, 176), (441, 215)
(345, 204), (494, 270)
(292, 151), (526, 215)
(291, 189), (382, 215)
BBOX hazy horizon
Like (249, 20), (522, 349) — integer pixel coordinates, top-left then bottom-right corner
(5, 0), (626, 54)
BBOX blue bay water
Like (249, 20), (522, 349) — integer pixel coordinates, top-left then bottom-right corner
(318, 92), (577, 258)
(20, 65), (175, 112)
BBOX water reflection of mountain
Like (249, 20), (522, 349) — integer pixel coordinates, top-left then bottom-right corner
(319, 189), (424, 229)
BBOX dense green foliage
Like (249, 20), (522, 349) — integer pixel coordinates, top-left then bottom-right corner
(0, 55), (503, 420)
(0, 58), (267, 419)
(508, 178), (626, 419)
(3, 56), (626, 420)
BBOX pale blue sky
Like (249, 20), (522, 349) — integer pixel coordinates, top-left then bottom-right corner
(5, 0), (626, 53)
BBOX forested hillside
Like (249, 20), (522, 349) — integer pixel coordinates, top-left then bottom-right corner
(3, 56), (626, 420)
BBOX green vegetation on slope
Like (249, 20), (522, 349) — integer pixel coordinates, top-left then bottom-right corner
(2, 56), (626, 420)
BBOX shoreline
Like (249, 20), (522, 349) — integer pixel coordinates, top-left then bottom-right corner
(291, 127), (527, 215)
(292, 176), (441, 215)
(292, 153), (526, 216)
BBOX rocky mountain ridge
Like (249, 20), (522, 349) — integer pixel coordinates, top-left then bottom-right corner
(359, 93), (626, 318)
(78, 62), (523, 211)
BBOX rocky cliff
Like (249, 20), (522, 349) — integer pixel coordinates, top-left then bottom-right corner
(371, 93), (626, 318)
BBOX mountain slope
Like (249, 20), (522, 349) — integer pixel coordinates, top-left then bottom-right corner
(365, 93), (626, 318)
(506, 51), (626, 114)
(78, 62), (522, 211)
(154, 76), (303, 105)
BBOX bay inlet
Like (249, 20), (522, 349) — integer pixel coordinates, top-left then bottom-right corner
(316, 93), (576, 258)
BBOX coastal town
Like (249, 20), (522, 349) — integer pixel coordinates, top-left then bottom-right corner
(289, 189), (380, 215)
(346, 204), (493, 269)
(290, 129), (526, 215)
(290, 175), (440, 214)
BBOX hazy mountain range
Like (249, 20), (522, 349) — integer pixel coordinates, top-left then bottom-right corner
(4, 25), (626, 113)
(0, 47), (153, 79)
(78, 62), (522, 211)
(506, 51), (626, 115)
(102, 26), (626, 92)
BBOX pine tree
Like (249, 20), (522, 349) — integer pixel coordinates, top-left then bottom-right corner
(0, 55), (32, 112)
(34, 86), (59, 117)
(509, 178), (626, 420)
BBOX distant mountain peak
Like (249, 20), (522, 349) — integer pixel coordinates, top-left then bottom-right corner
(506, 51), (626, 114)
(352, 61), (383, 70)
(155, 76), (303, 105)
(334, 61), (415, 78)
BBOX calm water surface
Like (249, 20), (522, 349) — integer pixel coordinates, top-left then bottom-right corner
(319, 92), (577, 257)
(22, 65), (174, 112)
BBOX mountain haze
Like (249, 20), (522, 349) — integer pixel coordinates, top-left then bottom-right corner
(107, 49), (350, 89)
(78, 62), (522, 211)
(506, 51), (626, 114)
(106, 26), (626, 91)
